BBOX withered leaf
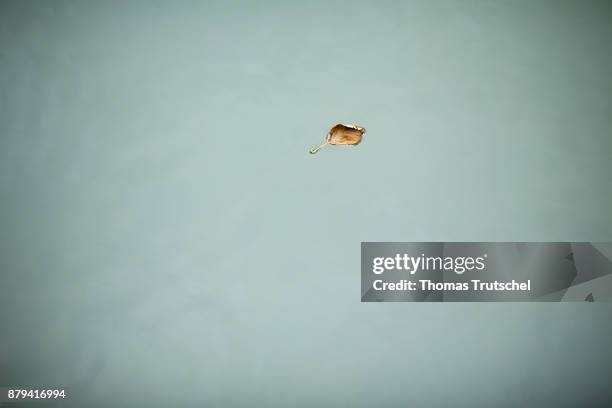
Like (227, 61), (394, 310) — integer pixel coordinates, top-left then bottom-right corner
(309, 124), (366, 154)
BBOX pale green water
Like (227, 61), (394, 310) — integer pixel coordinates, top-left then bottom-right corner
(1, 1), (612, 406)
